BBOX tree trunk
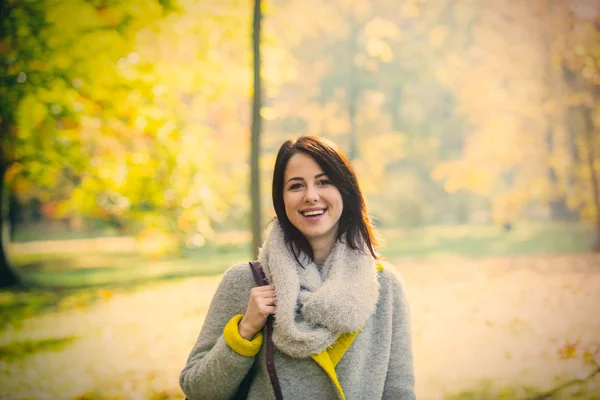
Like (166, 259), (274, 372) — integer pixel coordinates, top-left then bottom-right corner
(546, 126), (575, 220)
(0, 162), (20, 288)
(582, 108), (600, 251)
(348, 85), (358, 160)
(347, 22), (360, 160)
(389, 84), (403, 132)
(8, 192), (20, 241)
(250, 0), (262, 259)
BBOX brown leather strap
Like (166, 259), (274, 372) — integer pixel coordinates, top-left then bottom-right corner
(249, 261), (283, 400)
(248, 260), (269, 286)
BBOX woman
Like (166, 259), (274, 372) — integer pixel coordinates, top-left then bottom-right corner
(180, 136), (415, 399)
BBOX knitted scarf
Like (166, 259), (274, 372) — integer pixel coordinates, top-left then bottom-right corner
(257, 221), (380, 358)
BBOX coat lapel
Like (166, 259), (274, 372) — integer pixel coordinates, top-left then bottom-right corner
(308, 263), (384, 399)
(309, 330), (359, 400)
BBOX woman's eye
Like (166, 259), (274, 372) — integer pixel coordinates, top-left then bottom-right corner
(318, 179), (331, 186)
(288, 183), (302, 190)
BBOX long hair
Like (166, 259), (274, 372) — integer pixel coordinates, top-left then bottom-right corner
(271, 135), (379, 263)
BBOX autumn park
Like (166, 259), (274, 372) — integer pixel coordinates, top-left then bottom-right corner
(1, 0), (600, 398)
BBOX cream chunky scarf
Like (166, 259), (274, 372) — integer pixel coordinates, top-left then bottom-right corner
(257, 221), (380, 358)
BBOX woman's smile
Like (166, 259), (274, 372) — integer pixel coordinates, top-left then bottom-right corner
(300, 207), (327, 220)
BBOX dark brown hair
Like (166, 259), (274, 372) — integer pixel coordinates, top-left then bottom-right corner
(272, 135), (379, 263)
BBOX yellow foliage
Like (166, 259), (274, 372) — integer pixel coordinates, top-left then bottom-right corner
(136, 229), (179, 258)
(97, 289), (114, 300)
(354, 132), (406, 195)
(3, 163), (23, 183)
(366, 39), (394, 62)
(260, 106), (277, 120)
(428, 25), (448, 48)
(431, 0), (600, 222)
(400, 1), (420, 18)
(364, 17), (402, 41)
(558, 341), (579, 360)
(16, 95), (48, 139)
(432, 161), (494, 196)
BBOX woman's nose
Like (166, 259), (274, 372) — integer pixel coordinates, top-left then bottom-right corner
(304, 185), (319, 203)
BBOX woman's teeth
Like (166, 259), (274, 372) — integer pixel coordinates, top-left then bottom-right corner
(303, 210), (324, 217)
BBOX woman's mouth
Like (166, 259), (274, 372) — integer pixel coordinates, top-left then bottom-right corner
(300, 208), (327, 220)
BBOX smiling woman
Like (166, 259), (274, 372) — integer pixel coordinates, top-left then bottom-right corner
(272, 137), (379, 267)
(281, 152), (344, 264)
(180, 136), (415, 400)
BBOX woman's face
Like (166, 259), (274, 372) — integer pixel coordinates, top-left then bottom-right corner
(283, 152), (343, 248)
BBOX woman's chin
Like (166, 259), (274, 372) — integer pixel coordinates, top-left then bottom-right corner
(300, 227), (334, 241)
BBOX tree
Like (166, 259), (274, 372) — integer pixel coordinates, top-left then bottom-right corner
(250, 0), (263, 258)
(59, 0), (255, 251)
(560, 0), (600, 249)
(431, 0), (600, 247)
(3, 0), (292, 276)
(264, 0), (472, 225)
(1, 0), (53, 287)
(0, 0), (172, 287)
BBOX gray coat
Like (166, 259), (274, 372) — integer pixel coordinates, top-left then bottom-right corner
(180, 262), (415, 399)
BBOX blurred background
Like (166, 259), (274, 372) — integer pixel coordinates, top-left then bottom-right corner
(1, 0), (600, 398)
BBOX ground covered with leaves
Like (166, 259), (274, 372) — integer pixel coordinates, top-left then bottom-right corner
(1, 254), (599, 399)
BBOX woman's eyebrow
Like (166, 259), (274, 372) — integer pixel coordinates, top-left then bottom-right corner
(286, 173), (326, 185)
(286, 177), (305, 185)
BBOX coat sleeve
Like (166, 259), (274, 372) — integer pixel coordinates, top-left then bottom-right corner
(382, 270), (416, 400)
(180, 265), (259, 400)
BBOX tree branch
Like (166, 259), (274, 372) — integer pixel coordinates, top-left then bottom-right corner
(526, 367), (600, 400)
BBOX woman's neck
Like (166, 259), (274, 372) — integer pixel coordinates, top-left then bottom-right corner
(310, 237), (335, 266)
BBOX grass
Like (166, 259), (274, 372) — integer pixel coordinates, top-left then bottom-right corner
(11, 246), (250, 288)
(2, 221), (594, 331)
(0, 336), (77, 361)
(11, 225), (121, 243)
(0, 221), (598, 399)
(449, 383), (600, 400)
(2, 245), (250, 330)
(447, 381), (540, 399)
(378, 221), (594, 258)
(1, 253), (599, 399)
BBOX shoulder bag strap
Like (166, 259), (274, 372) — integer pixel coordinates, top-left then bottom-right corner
(248, 261), (284, 400)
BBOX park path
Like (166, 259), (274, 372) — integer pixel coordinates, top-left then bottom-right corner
(1, 254), (600, 399)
